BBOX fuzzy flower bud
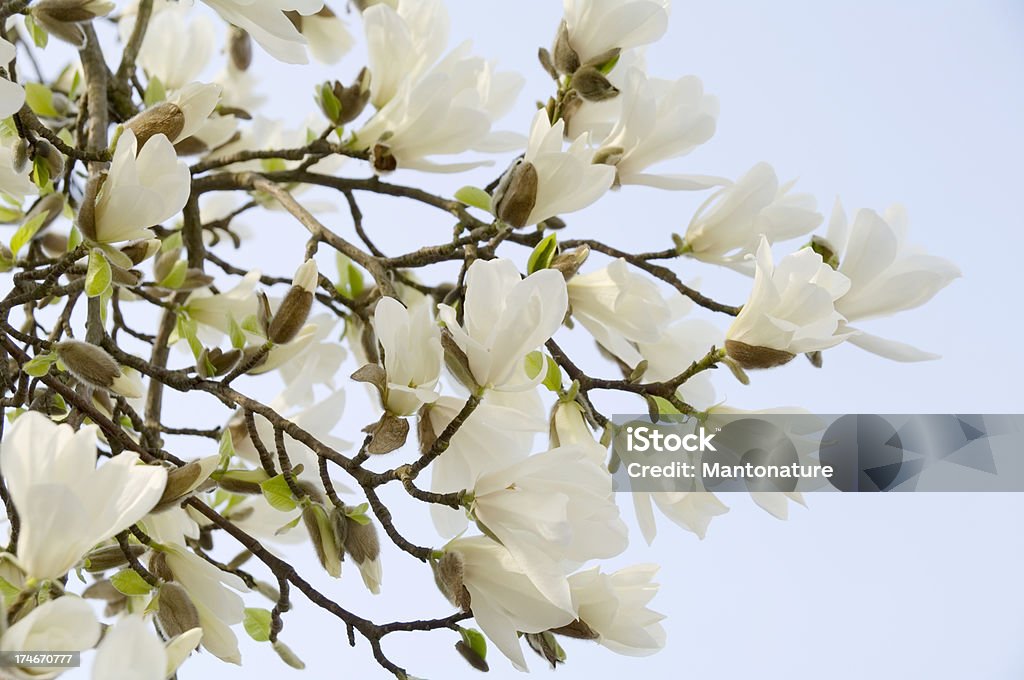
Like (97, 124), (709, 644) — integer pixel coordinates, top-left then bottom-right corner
(552, 21), (580, 74)
(82, 544), (145, 573)
(267, 259), (317, 344)
(433, 550), (471, 611)
(120, 239), (161, 266)
(33, 138), (65, 178)
(123, 103), (186, 149)
(153, 456), (219, 512)
(196, 347), (243, 378)
(302, 502), (342, 578)
(55, 340), (143, 398)
(155, 582), (201, 639)
(571, 65), (619, 101)
(228, 27), (253, 71)
(341, 511), (381, 594)
(492, 159), (538, 228)
(33, 0), (113, 22)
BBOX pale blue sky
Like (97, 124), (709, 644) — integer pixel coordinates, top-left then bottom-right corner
(49, 1), (1024, 678)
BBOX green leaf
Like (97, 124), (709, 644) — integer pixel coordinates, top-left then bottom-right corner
(334, 253), (365, 300)
(260, 474), (297, 512)
(228, 315), (247, 350)
(454, 186), (493, 212)
(161, 231), (183, 252)
(524, 351), (561, 393)
(24, 83), (59, 118)
(261, 158), (287, 173)
(158, 259), (188, 289)
(23, 352), (58, 378)
(597, 53), (621, 75)
(459, 627), (487, 661)
(175, 313), (203, 359)
(218, 429), (236, 469)
(110, 569), (154, 596)
(85, 248), (112, 298)
(68, 226), (82, 251)
(24, 14), (48, 49)
(317, 82), (341, 122)
(345, 502), (371, 525)
(31, 158), (50, 190)
(0, 576), (21, 602)
(527, 233), (558, 274)
(143, 77), (166, 107)
(243, 607), (273, 642)
(274, 515), (302, 536)
(10, 212), (48, 257)
(542, 355), (562, 392)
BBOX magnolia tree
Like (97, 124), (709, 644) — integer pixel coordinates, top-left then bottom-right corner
(0, 0), (960, 677)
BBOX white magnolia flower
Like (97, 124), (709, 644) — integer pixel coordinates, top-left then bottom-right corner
(471, 444), (628, 610)
(363, 0), (449, 108)
(165, 82), (223, 144)
(297, 6), (354, 64)
(597, 69), (722, 190)
(202, 0), (324, 64)
(438, 258), (568, 390)
(1, 38), (25, 118)
(1, 137), (36, 202)
(682, 162), (822, 269)
(1, 411), (167, 580)
(445, 536), (576, 671)
(427, 390), (547, 537)
(162, 542), (249, 664)
(569, 565), (666, 656)
(133, 4), (215, 91)
(726, 236), (854, 368)
(568, 258), (671, 367)
(827, 202), (961, 361)
(0, 596), (100, 680)
(373, 296), (442, 415)
(355, 44), (525, 172)
(183, 269), (261, 340)
(496, 111), (616, 227)
(92, 129), (191, 244)
(561, 0), (670, 65)
(92, 615), (202, 680)
(634, 488), (729, 542)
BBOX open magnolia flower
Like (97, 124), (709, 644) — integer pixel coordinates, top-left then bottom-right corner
(439, 258), (568, 390)
(92, 615), (202, 680)
(201, 0), (325, 64)
(0, 596), (100, 680)
(559, 0), (671, 67)
(568, 564), (666, 656)
(362, 0), (449, 108)
(87, 129), (191, 244)
(127, 2), (215, 91)
(373, 296), (442, 415)
(726, 236), (854, 368)
(0, 412), (167, 580)
(1, 37), (25, 118)
(826, 202), (962, 361)
(682, 162), (823, 268)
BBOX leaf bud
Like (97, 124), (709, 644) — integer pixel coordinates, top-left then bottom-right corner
(550, 244), (590, 280)
(571, 65), (619, 102)
(552, 20), (580, 74)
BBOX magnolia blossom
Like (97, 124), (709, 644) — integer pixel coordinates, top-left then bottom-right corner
(91, 130), (191, 244)
(162, 542), (249, 664)
(165, 83), (224, 144)
(550, 400), (606, 462)
(495, 111), (616, 227)
(427, 391), (547, 536)
(726, 237), (854, 368)
(561, 0), (671, 65)
(439, 258), (568, 390)
(827, 202), (961, 361)
(295, 7), (354, 65)
(1, 37), (25, 118)
(634, 488), (729, 542)
(0, 596), (100, 680)
(355, 45), (525, 172)
(568, 258), (671, 367)
(184, 269), (261, 340)
(568, 565), (666, 655)
(597, 69), (722, 190)
(132, 4), (215, 90)
(471, 444), (628, 610)
(363, 0), (449, 108)
(682, 162), (822, 268)
(1, 137), (35, 201)
(92, 615), (202, 680)
(201, 0), (324, 64)
(373, 296), (442, 415)
(444, 536), (576, 671)
(0, 412), (167, 579)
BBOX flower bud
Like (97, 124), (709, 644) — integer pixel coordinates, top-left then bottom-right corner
(39, 233), (68, 258)
(440, 329), (478, 392)
(272, 640), (306, 670)
(370, 143), (397, 174)
(256, 291), (273, 338)
(492, 159), (538, 228)
(525, 631), (565, 668)
(433, 550), (471, 611)
(156, 582), (201, 639)
(120, 239), (161, 266)
(82, 580), (127, 617)
(571, 66), (619, 102)
(724, 339), (796, 370)
(153, 248), (181, 283)
(552, 20), (580, 74)
(26, 192), (66, 235)
(124, 103), (186, 149)
(76, 173), (102, 242)
(268, 292), (311, 344)
(216, 468), (270, 495)
(33, 0), (113, 23)
(302, 502), (342, 578)
(34, 138), (65, 178)
(321, 68), (371, 126)
(197, 347), (243, 378)
(149, 552), (175, 582)
(55, 340), (143, 398)
(13, 139), (30, 173)
(110, 264), (143, 287)
(455, 640), (489, 672)
(228, 27), (252, 71)
(558, 89), (584, 128)
(538, 47), (559, 80)
(30, 8), (86, 47)
(341, 512), (381, 594)
(83, 543), (145, 573)
(550, 244), (590, 280)
(153, 457), (219, 512)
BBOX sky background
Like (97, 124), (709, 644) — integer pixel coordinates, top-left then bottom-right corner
(43, 0), (1024, 678)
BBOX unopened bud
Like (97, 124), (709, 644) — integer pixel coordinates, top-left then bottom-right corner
(322, 68), (371, 125)
(110, 265), (143, 287)
(525, 631), (565, 669)
(302, 503), (342, 578)
(55, 340), (143, 398)
(440, 329), (478, 392)
(455, 640), (489, 672)
(149, 552), (174, 582)
(492, 159), (538, 228)
(120, 239), (161, 266)
(34, 138), (65, 178)
(724, 340), (796, 370)
(268, 288), (312, 345)
(228, 27), (252, 71)
(0, 243), (13, 273)
(328, 505), (349, 554)
(572, 66), (619, 101)
(809, 235), (839, 270)
(153, 457), (218, 512)
(341, 513), (381, 593)
(156, 582), (201, 638)
(13, 139), (30, 173)
(433, 550), (471, 611)
(30, 9), (86, 47)
(83, 544), (145, 573)
(550, 244), (590, 280)
(538, 47), (559, 80)
(272, 640), (305, 670)
(721, 355), (751, 385)
(256, 291), (273, 338)
(216, 468), (270, 495)
(552, 20), (580, 74)
(197, 347), (243, 378)
(39, 233), (67, 258)
(124, 102), (186, 148)
(76, 173), (102, 242)
(33, 0), (113, 22)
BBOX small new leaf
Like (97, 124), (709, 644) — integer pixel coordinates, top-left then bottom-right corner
(85, 248), (112, 298)
(110, 569), (154, 596)
(260, 473), (297, 512)
(454, 186), (493, 213)
(527, 233), (558, 274)
(243, 607), (273, 642)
